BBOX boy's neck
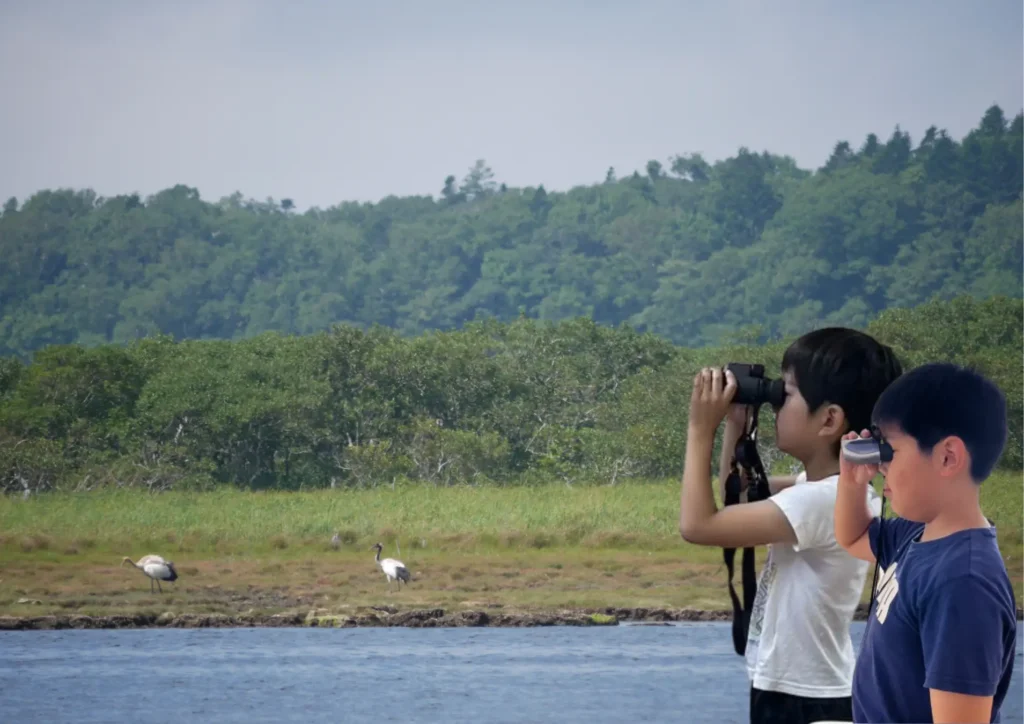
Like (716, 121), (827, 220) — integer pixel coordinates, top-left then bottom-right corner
(920, 483), (990, 542)
(801, 449), (840, 482)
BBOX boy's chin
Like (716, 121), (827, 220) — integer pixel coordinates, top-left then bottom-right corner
(775, 438), (795, 458)
(886, 497), (919, 522)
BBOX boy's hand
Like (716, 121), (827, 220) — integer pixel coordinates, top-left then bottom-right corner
(726, 402), (750, 431)
(839, 429), (879, 486)
(689, 367), (737, 438)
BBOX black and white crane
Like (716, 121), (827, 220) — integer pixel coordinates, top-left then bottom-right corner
(122, 554), (179, 593)
(371, 542), (410, 589)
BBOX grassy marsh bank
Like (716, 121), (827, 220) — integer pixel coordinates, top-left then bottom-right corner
(1, 474), (1020, 620)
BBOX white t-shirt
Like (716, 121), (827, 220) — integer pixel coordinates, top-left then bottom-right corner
(744, 471), (881, 698)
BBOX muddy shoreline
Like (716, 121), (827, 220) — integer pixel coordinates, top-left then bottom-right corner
(3, 603), (1021, 631)
(0, 604), (864, 630)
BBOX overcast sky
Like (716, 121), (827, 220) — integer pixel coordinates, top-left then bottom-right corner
(1, 0), (1021, 210)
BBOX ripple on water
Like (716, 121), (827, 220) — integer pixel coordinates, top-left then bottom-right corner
(0, 622), (1020, 724)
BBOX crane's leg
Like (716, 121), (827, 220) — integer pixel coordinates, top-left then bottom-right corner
(150, 578), (155, 594)
(157, 579), (163, 594)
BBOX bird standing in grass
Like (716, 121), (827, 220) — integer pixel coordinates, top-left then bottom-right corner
(372, 542), (410, 589)
(122, 554), (179, 593)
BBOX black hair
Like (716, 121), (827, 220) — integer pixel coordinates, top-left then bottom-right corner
(871, 362), (1008, 482)
(781, 327), (904, 440)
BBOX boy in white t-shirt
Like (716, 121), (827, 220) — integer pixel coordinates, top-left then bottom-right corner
(679, 328), (903, 724)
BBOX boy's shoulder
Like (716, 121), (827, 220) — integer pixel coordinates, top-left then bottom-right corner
(889, 521), (1014, 602)
(771, 474), (880, 551)
(912, 528), (1017, 647)
(772, 472), (879, 511)
(925, 526), (1011, 581)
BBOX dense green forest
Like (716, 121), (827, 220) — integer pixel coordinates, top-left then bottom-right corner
(0, 295), (1019, 494)
(0, 105), (1020, 356)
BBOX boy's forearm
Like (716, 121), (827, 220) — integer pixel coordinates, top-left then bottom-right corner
(717, 421), (742, 500)
(834, 477), (873, 549)
(680, 427), (718, 540)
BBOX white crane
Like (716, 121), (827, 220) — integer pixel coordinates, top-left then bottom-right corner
(122, 554), (179, 593)
(372, 542), (410, 589)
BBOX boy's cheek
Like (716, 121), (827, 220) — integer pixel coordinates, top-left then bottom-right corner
(773, 417), (785, 444)
(774, 410), (794, 442)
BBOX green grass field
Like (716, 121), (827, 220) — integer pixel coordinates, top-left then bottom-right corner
(0, 473), (1019, 618)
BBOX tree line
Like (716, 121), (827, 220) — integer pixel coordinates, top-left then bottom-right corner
(0, 295), (1019, 494)
(0, 105), (1020, 357)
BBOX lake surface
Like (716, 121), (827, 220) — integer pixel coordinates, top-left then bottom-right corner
(1, 622), (1021, 723)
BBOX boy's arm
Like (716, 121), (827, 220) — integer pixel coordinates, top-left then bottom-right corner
(923, 575), (1010, 723)
(834, 432), (878, 563)
(716, 412), (744, 502)
(681, 423), (797, 549)
(928, 691), (993, 724)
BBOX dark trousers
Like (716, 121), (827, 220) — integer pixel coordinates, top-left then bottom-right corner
(750, 686), (853, 724)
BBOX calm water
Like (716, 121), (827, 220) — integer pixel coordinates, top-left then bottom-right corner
(1, 622), (1021, 723)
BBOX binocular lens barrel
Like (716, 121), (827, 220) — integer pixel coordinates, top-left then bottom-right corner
(841, 437), (893, 465)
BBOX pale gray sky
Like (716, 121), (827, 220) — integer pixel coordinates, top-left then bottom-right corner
(1, 0), (1021, 210)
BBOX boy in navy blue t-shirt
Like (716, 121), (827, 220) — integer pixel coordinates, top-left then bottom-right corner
(834, 362), (1017, 723)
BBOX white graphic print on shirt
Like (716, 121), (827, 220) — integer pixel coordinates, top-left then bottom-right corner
(873, 562), (900, 624)
(745, 546), (776, 668)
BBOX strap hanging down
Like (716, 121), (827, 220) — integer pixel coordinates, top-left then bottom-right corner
(721, 405), (772, 657)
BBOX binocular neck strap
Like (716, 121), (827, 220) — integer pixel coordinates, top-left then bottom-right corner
(722, 406), (772, 656)
(864, 494), (887, 634)
(736, 405), (772, 502)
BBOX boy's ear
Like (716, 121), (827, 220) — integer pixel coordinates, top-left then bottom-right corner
(817, 403), (847, 438)
(934, 435), (969, 478)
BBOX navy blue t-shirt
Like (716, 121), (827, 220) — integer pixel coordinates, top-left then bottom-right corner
(852, 517), (1017, 723)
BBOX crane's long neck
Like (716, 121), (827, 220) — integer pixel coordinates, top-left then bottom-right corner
(375, 548), (381, 563)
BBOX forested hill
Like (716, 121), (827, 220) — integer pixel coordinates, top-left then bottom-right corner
(0, 105), (1021, 358)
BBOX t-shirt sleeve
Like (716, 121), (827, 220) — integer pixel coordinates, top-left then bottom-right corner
(867, 516), (921, 567)
(769, 484), (832, 551)
(920, 574), (1013, 697)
